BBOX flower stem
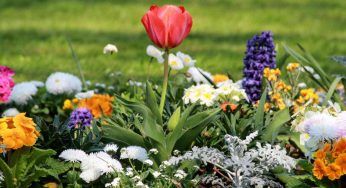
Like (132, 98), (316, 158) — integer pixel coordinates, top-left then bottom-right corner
(159, 49), (169, 115)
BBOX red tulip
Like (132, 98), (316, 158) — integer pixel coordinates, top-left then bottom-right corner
(141, 5), (193, 49)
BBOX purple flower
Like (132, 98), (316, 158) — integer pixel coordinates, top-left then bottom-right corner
(68, 108), (93, 129)
(242, 31), (276, 102)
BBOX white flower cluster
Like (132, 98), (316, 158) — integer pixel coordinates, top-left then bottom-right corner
(146, 45), (196, 69)
(59, 144), (151, 185)
(166, 132), (296, 187)
(59, 149), (122, 183)
(182, 81), (248, 107)
(186, 67), (212, 84)
(10, 81), (43, 105)
(45, 72), (82, 95)
(294, 106), (346, 153)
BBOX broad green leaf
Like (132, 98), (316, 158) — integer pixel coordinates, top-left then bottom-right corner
(175, 109), (220, 150)
(254, 90), (267, 130)
(117, 97), (165, 144)
(102, 124), (145, 147)
(290, 132), (307, 154)
(322, 76), (342, 106)
(275, 173), (310, 188)
(262, 108), (291, 142)
(167, 107), (181, 131)
(185, 109), (220, 129)
(166, 104), (195, 153)
(145, 81), (163, 125)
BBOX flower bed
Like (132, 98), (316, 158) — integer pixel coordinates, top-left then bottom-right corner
(0, 4), (345, 188)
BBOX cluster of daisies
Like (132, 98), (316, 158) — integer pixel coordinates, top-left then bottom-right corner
(183, 81), (248, 107)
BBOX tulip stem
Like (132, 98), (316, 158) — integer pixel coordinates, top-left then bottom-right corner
(159, 49), (169, 115)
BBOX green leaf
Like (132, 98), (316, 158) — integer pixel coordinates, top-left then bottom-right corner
(167, 107), (181, 131)
(145, 81), (163, 125)
(322, 76), (343, 106)
(275, 173), (311, 188)
(262, 108), (291, 142)
(0, 158), (15, 188)
(175, 108), (220, 150)
(290, 132), (307, 154)
(254, 90), (267, 130)
(184, 109), (220, 129)
(166, 104), (195, 153)
(117, 97), (165, 145)
(102, 124), (146, 147)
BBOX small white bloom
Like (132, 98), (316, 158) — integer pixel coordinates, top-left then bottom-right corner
(45, 72), (82, 95)
(152, 171), (161, 178)
(183, 84), (217, 107)
(299, 133), (310, 146)
(143, 159), (153, 166)
(174, 169), (187, 180)
(10, 82), (39, 105)
(149, 148), (159, 155)
(173, 150), (180, 156)
(103, 44), (118, 54)
(125, 167), (134, 177)
(128, 80), (143, 87)
(146, 45), (164, 63)
(168, 53), (184, 70)
(75, 90), (94, 99)
(104, 144), (119, 153)
(187, 67), (213, 84)
(313, 74), (321, 80)
(120, 146), (148, 162)
(59, 149), (88, 162)
(301, 66), (314, 73)
(132, 175), (141, 182)
(105, 177), (121, 188)
(177, 51), (196, 67)
(135, 181), (148, 188)
(297, 82), (307, 88)
(2, 108), (20, 117)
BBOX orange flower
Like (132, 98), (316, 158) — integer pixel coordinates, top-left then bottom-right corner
(213, 74), (229, 84)
(335, 153), (346, 174)
(313, 159), (327, 180)
(286, 63), (300, 72)
(63, 99), (73, 110)
(78, 94), (114, 118)
(0, 113), (39, 152)
(263, 68), (281, 81)
(325, 163), (342, 180)
(332, 138), (346, 158)
(220, 102), (237, 112)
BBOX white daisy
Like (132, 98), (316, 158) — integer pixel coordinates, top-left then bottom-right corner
(146, 45), (164, 63)
(297, 82), (307, 88)
(120, 146), (148, 162)
(177, 51), (196, 67)
(45, 72), (82, 95)
(152, 171), (161, 178)
(149, 148), (158, 155)
(104, 144), (119, 153)
(187, 67), (213, 84)
(2, 108), (20, 117)
(168, 53), (184, 70)
(103, 44), (118, 54)
(59, 149), (88, 162)
(10, 82), (39, 105)
(75, 90), (95, 99)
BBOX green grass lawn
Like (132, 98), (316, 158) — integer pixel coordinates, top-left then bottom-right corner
(1, 0), (345, 84)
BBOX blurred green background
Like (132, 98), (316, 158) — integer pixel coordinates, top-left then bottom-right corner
(1, 0), (345, 83)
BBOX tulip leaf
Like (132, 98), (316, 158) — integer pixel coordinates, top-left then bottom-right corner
(322, 76), (343, 106)
(102, 124), (146, 147)
(175, 108), (220, 151)
(254, 90), (267, 130)
(262, 108), (290, 142)
(145, 81), (163, 125)
(167, 107), (181, 131)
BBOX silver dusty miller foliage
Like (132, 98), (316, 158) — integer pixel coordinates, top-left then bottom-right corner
(167, 131), (296, 188)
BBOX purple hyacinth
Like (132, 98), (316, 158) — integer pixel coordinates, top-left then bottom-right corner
(242, 31), (276, 102)
(68, 108), (93, 129)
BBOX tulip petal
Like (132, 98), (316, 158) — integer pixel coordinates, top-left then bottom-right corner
(142, 11), (166, 48)
(167, 11), (192, 48)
